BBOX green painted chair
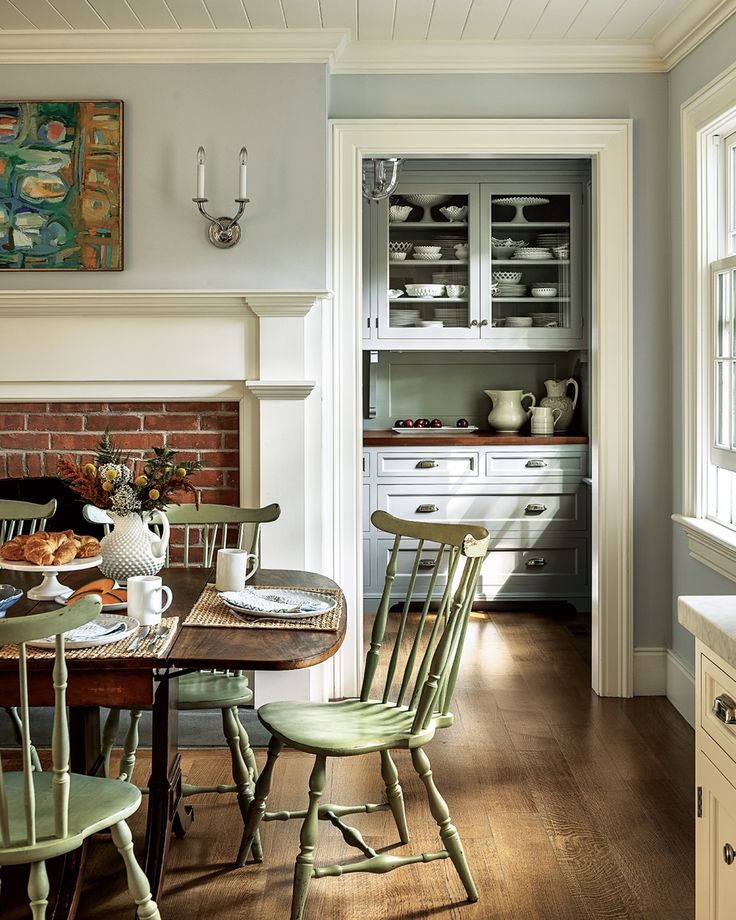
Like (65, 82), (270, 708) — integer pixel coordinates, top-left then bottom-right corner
(239, 510), (490, 918)
(0, 594), (160, 919)
(90, 502), (281, 861)
(0, 499), (58, 776)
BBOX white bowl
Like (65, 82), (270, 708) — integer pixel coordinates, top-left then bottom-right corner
(412, 253), (443, 261)
(389, 252), (407, 262)
(413, 245), (442, 253)
(389, 241), (412, 253)
(402, 194), (450, 207)
(389, 205), (412, 222)
(439, 205), (468, 222)
(531, 287), (557, 298)
(405, 283), (445, 297)
(492, 246), (515, 260)
(492, 271), (522, 282)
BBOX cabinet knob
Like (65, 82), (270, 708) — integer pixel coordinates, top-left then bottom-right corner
(416, 504), (439, 514)
(524, 503), (548, 515)
(418, 559), (436, 569)
(416, 460), (439, 469)
(480, 319), (489, 327)
(525, 557), (547, 568)
(713, 693), (736, 724)
(525, 459), (547, 468)
(724, 843), (735, 866)
(470, 319), (480, 327)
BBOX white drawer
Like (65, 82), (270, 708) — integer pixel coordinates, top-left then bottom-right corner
(485, 449), (587, 478)
(375, 535), (588, 599)
(376, 483), (586, 531)
(375, 451), (479, 479)
(701, 652), (736, 768)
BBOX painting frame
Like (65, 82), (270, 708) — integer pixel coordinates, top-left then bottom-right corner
(0, 99), (124, 272)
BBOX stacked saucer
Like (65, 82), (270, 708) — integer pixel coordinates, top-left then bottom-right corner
(531, 312), (560, 327)
(514, 247), (552, 261)
(495, 283), (527, 297)
(390, 308), (420, 327)
(537, 233), (568, 249)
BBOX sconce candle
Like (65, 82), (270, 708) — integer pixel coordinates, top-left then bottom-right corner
(238, 147), (247, 200)
(196, 146), (206, 199)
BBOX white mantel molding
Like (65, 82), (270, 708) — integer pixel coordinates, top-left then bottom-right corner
(245, 381), (316, 400)
(0, 289), (328, 318)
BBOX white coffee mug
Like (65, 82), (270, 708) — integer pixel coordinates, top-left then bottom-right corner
(127, 575), (173, 626)
(216, 548), (259, 592)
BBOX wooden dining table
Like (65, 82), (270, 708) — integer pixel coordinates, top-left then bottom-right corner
(0, 565), (346, 920)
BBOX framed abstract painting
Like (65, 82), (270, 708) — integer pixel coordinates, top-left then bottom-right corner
(0, 100), (123, 271)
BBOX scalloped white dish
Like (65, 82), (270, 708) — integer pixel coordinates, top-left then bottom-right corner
(28, 614), (139, 650)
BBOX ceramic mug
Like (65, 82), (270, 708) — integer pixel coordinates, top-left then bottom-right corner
(127, 575), (173, 626)
(216, 548), (259, 592)
(445, 284), (467, 297)
(530, 406), (562, 436)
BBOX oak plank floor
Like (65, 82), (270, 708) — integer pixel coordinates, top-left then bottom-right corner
(1, 609), (695, 919)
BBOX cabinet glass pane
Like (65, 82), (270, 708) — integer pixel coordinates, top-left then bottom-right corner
(387, 192), (470, 332)
(489, 193), (571, 331)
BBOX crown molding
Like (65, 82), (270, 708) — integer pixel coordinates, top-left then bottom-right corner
(0, 28), (347, 65)
(245, 381), (316, 400)
(0, 289), (324, 317)
(656, 0), (736, 71)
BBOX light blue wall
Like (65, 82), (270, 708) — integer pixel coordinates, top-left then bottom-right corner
(0, 64), (327, 289)
(668, 17), (736, 669)
(330, 73), (671, 650)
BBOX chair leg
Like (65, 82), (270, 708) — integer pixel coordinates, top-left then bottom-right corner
(237, 711), (259, 784)
(7, 707), (42, 773)
(380, 750), (409, 844)
(110, 820), (161, 920)
(410, 746), (478, 902)
(222, 706), (262, 863)
(238, 735), (283, 867)
(101, 708), (121, 778)
(119, 710), (142, 783)
(28, 860), (49, 920)
(291, 754), (327, 920)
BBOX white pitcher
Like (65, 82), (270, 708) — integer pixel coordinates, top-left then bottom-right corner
(484, 389), (536, 433)
(530, 405), (562, 436)
(540, 377), (578, 432)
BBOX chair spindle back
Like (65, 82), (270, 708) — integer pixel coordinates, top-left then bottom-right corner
(361, 512), (489, 734)
(164, 502), (281, 567)
(0, 499), (57, 545)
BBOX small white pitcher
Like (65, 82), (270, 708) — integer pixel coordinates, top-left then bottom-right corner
(529, 405), (562, 436)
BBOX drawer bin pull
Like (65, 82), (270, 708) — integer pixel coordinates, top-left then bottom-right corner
(419, 559), (436, 570)
(525, 459), (547, 468)
(713, 693), (736, 724)
(725, 844), (735, 866)
(524, 503), (548, 515)
(416, 504), (439, 514)
(416, 460), (439, 469)
(525, 557), (547, 568)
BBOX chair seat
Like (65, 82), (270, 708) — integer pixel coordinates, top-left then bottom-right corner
(257, 699), (436, 757)
(0, 772), (141, 866)
(177, 671), (253, 710)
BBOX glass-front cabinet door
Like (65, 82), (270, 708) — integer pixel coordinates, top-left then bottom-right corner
(375, 183), (481, 341)
(479, 185), (582, 345)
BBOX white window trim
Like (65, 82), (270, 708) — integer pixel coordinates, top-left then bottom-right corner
(678, 60), (736, 580)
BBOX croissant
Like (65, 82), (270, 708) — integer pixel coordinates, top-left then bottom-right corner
(24, 531), (77, 567)
(75, 535), (101, 558)
(0, 533), (32, 561)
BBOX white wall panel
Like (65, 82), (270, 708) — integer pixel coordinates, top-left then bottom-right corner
(357, 0), (393, 40)
(393, 0), (434, 40)
(461, 0), (511, 40)
(202, 0), (250, 28)
(87, 0), (143, 28)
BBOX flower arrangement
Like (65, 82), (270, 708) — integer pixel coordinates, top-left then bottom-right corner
(58, 430), (203, 515)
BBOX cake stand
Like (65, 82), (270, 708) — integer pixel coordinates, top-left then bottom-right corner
(401, 194), (450, 223)
(492, 196), (550, 223)
(0, 555), (102, 601)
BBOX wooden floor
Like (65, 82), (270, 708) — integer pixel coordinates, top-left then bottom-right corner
(4, 609), (695, 919)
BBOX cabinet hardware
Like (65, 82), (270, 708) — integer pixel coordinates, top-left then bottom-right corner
(480, 319), (489, 326)
(416, 460), (439, 469)
(416, 504), (439, 514)
(524, 503), (547, 515)
(525, 459), (547, 468)
(713, 693), (736, 724)
(418, 559), (436, 569)
(470, 319), (480, 327)
(724, 843), (735, 866)
(525, 557), (547, 568)
(697, 785), (702, 818)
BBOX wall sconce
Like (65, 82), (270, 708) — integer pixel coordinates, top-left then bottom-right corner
(362, 157), (403, 201)
(192, 146), (249, 248)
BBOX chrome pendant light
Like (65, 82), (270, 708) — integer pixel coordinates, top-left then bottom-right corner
(362, 158), (403, 200)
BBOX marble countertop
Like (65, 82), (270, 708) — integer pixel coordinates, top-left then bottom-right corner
(678, 595), (736, 668)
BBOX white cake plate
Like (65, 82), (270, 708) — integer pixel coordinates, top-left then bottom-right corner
(0, 556), (102, 601)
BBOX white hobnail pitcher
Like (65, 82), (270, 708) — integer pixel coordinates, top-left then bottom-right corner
(99, 510), (170, 585)
(484, 389), (536, 433)
(539, 378), (579, 432)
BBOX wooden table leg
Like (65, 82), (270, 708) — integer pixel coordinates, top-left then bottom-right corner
(143, 671), (180, 901)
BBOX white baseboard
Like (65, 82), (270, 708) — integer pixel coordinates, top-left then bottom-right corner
(633, 647), (667, 695)
(666, 649), (696, 728)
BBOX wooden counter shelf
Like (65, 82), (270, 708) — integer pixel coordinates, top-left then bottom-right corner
(363, 430), (589, 447)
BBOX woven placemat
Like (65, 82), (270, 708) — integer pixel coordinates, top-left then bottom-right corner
(183, 584), (342, 631)
(0, 617), (179, 660)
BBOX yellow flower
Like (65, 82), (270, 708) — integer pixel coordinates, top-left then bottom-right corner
(104, 468), (118, 481)
(101, 480), (114, 492)
(149, 488), (160, 500)
(176, 467), (187, 478)
(83, 463), (96, 476)
(134, 475), (148, 487)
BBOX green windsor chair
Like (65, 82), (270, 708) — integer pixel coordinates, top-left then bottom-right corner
(0, 594), (160, 919)
(0, 499), (58, 776)
(239, 509), (490, 919)
(89, 502), (281, 863)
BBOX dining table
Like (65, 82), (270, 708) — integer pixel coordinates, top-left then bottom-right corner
(0, 564), (346, 920)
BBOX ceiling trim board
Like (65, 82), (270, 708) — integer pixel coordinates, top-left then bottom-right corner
(656, 0), (736, 70)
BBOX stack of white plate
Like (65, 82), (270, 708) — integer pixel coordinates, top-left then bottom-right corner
(390, 308), (420, 327)
(537, 233), (569, 248)
(433, 305), (468, 327)
(505, 316), (533, 327)
(432, 271), (467, 284)
(496, 283), (527, 297)
(514, 247), (552, 260)
(531, 312), (560, 326)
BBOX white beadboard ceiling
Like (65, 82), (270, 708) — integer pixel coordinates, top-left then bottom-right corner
(0, 0), (733, 71)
